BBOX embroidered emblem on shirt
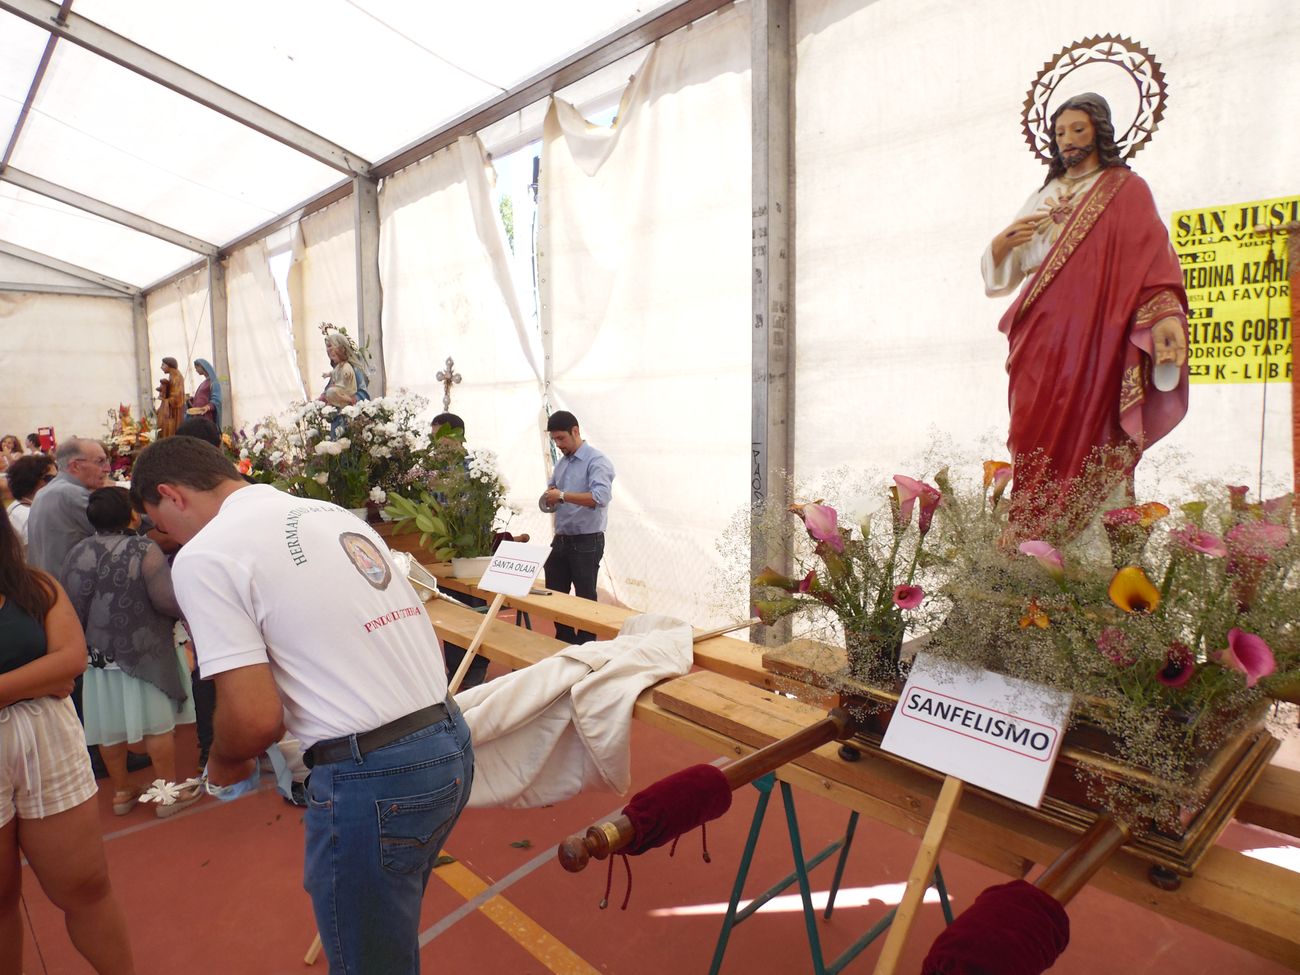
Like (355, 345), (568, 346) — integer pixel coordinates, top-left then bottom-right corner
(339, 532), (392, 590)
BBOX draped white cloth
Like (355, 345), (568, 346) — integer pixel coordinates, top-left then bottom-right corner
(537, 4), (752, 624)
(288, 197), (356, 399)
(456, 614), (693, 808)
(145, 266), (213, 395)
(378, 135), (548, 538)
(0, 292), (136, 438)
(224, 241), (304, 429)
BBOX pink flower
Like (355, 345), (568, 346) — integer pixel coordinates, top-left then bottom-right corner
(892, 476), (923, 529)
(1158, 642), (1195, 688)
(1259, 494), (1294, 524)
(1225, 521), (1289, 609)
(1212, 628), (1276, 688)
(1225, 521), (1289, 557)
(1096, 627), (1135, 668)
(1017, 540), (1064, 582)
(917, 484), (943, 536)
(1170, 525), (1227, 558)
(892, 475), (942, 535)
(892, 584), (925, 610)
(790, 502), (845, 553)
(1228, 485), (1250, 512)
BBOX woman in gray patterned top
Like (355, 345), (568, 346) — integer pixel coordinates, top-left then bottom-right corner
(60, 488), (198, 817)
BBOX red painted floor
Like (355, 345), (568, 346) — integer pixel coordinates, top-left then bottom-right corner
(16, 642), (1300, 974)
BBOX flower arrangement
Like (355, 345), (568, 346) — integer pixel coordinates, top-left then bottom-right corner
(921, 457), (1299, 824)
(234, 393), (433, 509)
(750, 472), (946, 686)
(748, 455), (1299, 826)
(383, 427), (517, 560)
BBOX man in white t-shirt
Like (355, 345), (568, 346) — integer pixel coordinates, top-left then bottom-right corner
(129, 436), (473, 974)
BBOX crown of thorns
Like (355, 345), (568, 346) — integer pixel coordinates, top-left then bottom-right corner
(1021, 35), (1167, 165)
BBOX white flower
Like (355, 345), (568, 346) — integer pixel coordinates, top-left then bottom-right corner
(240, 448), (249, 460)
(335, 437), (351, 451)
(369, 487), (387, 504)
(269, 450), (284, 465)
(313, 441), (331, 456)
(314, 472), (329, 485)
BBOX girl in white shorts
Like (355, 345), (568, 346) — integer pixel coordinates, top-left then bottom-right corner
(0, 505), (136, 974)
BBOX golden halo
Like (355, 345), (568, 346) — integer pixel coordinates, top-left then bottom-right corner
(1022, 35), (1168, 165)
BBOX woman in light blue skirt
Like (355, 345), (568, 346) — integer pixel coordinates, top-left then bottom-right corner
(61, 487), (197, 817)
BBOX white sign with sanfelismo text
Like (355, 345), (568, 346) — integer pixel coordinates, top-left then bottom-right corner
(475, 540), (551, 597)
(880, 652), (1073, 808)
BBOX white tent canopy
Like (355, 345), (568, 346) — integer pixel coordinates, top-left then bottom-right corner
(1, 0), (1295, 626)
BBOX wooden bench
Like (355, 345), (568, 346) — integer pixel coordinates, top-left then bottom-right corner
(414, 562), (1300, 966)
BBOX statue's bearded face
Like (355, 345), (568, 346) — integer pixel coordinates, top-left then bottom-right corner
(1054, 108), (1097, 171)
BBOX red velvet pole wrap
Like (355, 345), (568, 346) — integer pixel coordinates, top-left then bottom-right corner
(622, 764), (732, 855)
(921, 879), (1070, 975)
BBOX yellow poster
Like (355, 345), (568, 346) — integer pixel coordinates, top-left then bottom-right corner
(1170, 195), (1296, 384)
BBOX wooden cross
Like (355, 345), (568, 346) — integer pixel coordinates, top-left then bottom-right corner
(436, 357), (462, 411)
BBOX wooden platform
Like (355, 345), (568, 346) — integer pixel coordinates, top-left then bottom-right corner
(415, 561), (1300, 968)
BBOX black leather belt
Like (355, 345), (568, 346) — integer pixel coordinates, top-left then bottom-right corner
(304, 701), (451, 769)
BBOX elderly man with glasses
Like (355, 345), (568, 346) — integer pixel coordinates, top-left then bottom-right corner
(27, 437), (110, 575)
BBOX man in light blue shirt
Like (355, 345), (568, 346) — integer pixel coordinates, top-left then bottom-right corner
(538, 411), (615, 644)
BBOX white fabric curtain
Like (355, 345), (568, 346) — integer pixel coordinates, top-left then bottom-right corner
(225, 241), (305, 430)
(0, 292), (136, 440)
(538, 4), (752, 624)
(145, 266), (212, 395)
(379, 135), (546, 536)
(793, 0), (1297, 495)
(288, 197), (356, 399)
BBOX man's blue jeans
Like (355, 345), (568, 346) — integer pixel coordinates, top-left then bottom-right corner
(304, 707), (474, 974)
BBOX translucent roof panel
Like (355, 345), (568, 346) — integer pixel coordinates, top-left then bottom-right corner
(0, 183), (198, 287)
(357, 1), (664, 92)
(75, 0), (501, 162)
(73, 0), (664, 162)
(0, 10), (51, 150)
(12, 41), (343, 244)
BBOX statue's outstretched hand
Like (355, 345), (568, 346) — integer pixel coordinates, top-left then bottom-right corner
(1151, 317), (1187, 367)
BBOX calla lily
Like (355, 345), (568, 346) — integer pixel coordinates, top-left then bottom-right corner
(1225, 521), (1289, 557)
(790, 501), (845, 553)
(1259, 494), (1294, 524)
(892, 476), (924, 529)
(1102, 503), (1168, 566)
(1019, 599), (1050, 629)
(1096, 627), (1135, 668)
(1158, 642), (1196, 688)
(1108, 565), (1160, 613)
(1228, 485), (1250, 511)
(1018, 540), (1064, 582)
(797, 570), (837, 607)
(1213, 628), (1277, 688)
(982, 460), (1012, 490)
(893, 584), (925, 610)
(916, 483), (943, 536)
(752, 596), (800, 627)
(1224, 521), (1289, 609)
(1171, 525), (1227, 558)
(753, 566), (798, 591)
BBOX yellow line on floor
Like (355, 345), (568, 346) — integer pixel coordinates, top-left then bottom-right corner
(430, 856), (601, 975)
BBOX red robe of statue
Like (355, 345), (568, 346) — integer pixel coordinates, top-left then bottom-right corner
(997, 167), (1189, 531)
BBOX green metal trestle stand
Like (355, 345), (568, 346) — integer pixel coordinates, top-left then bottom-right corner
(709, 772), (953, 975)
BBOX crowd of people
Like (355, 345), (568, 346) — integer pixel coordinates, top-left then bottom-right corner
(0, 394), (617, 973)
